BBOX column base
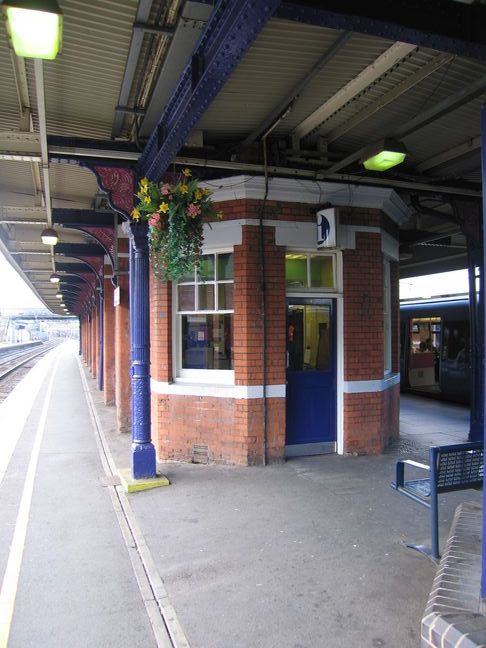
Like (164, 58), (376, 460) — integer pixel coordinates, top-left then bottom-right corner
(118, 467), (169, 493)
(131, 442), (157, 479)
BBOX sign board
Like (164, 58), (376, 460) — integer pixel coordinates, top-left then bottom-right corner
(113, 286), (120, 307)
(316, 208), (336, 249)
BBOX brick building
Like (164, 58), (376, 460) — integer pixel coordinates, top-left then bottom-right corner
(144, 176), (408, 465)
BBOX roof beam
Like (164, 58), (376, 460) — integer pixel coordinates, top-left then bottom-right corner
(416, 136), (482, 173)
(111, 0), (153, 138)
(325, 52), (453, 144)
(277, 1), (486, 62)
(138, 0), (281, 180)
(237, 31), (352, 152)
(293, 41), (417, 142)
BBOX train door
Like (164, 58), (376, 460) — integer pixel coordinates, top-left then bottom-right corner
(440, 319), (470, 402)
(285, 298), (336, 456)
(406, 316), (441, 395)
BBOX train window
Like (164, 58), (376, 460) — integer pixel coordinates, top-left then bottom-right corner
(409, 317), (440, 354)
(442, 321), (469, 363)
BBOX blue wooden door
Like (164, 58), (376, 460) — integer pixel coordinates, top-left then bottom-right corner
(285, 299), (336, 456)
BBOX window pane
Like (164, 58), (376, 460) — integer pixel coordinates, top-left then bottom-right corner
(287, 304), (331, 371)
(285, 255), (307, 288)
(198, 284), (215, 310)
(178, 268), (196, 283)
(199, 255), (215, 281)
(217, 253), (234, 280)
(310, 256), (334, 288)
(178, 285), (195, 311)
(182, 314), (233, 369)
(218, 283), (234, 310)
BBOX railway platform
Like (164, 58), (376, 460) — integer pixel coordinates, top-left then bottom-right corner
(0, 342), (480, 648)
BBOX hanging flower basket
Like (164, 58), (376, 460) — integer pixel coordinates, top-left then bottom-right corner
(131, 169), (222, 282)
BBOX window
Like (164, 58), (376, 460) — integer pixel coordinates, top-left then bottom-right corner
(383, 260), (391, 373)
(176, 253), (234, 378)
(285, 253), (335, 290)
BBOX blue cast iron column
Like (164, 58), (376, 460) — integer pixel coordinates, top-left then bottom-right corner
(98, 289), (104, 391)
(129, 221), (156, 478)
(480, 105), (486, 600)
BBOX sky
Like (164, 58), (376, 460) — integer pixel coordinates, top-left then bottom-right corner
(399, 268), (469, 300)
(0, 251), (44, 310)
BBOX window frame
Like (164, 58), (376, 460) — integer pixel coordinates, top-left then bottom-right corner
(174, 249), (235, 384)
(285, 251), (337, 292)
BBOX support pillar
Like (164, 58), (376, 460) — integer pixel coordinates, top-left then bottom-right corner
(129, 221), (156, 479)
(480, 105), (486, 601)
(98, 290), (104, 391)
(103, 267), (116, 404)
(115, 249), (131, 433)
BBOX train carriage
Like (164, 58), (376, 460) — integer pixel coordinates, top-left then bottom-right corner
(400, 297), (470, 404)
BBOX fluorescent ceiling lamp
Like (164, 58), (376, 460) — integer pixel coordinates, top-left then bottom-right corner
(361, 138), (407, 172)
(3, 0), (63, 60)
(60, 302), (65, 307)
(55, 291), (62, 299)
(41, 227), (58, 245)
(49, 272), (60, 282)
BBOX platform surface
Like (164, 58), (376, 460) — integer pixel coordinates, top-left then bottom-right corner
(0, 344), (479, 648)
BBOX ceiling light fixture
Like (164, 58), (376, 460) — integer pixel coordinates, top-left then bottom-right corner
(49, 272), (60, 283)
(55, 291), (62, 299)
(2, 0), (63, 60)
(361, 138), (407, 172)
(40, 227), (58, 245)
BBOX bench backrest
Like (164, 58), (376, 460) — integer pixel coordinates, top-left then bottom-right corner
(431, 442), (483, 494)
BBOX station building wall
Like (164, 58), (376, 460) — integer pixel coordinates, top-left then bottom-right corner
(148, 177), (406, 466)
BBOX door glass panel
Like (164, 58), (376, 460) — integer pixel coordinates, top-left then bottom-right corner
(287, 304), (331, 371)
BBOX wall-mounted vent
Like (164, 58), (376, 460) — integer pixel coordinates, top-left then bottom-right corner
(192, 444), (209, 464)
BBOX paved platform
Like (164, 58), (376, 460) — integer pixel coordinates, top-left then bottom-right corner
(0, 344), (481, 648)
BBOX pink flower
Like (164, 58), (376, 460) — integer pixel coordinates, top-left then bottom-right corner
(148, 212), (161, 227)
(187, 203), (201, 218)
(160, 184), (170, 195)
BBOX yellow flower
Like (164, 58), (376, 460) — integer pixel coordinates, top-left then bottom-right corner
(194, 189), (202, 201)
(182, 168), (192, 177)
(180, 184), (189, 194)
(131, 207), (140, 221)
(216, 211), (223, 220)
(143, 195), (151, 204)
(140, 177), (149, 190)
(203, 187), (210, 196)
(159, 202), (170, 213)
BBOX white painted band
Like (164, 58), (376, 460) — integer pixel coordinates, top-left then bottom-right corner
(150, 379), (286, 399)
(343, 373), (400, 393)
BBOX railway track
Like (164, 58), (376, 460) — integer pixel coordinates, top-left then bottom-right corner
(0, 340), (60, 382)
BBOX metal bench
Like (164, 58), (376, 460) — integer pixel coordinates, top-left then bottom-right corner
(391, 441), (483, 560)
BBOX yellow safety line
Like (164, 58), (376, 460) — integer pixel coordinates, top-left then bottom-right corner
(0, 354), (60, 648)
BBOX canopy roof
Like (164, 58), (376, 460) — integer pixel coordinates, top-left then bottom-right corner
(0, 0), (485, 312)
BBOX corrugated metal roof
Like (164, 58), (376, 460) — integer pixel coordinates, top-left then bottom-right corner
(27, 0), (139, 140)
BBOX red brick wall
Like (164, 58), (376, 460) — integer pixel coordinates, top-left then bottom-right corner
(342, 217), (400, 454)
(343, 231), (384, 381)
(149, 199), (400, 463)
(150, 203), (288, 465)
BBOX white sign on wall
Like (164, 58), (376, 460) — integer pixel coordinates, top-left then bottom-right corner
(316, 207), (336, 249)
(113, 286), (120, 307)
